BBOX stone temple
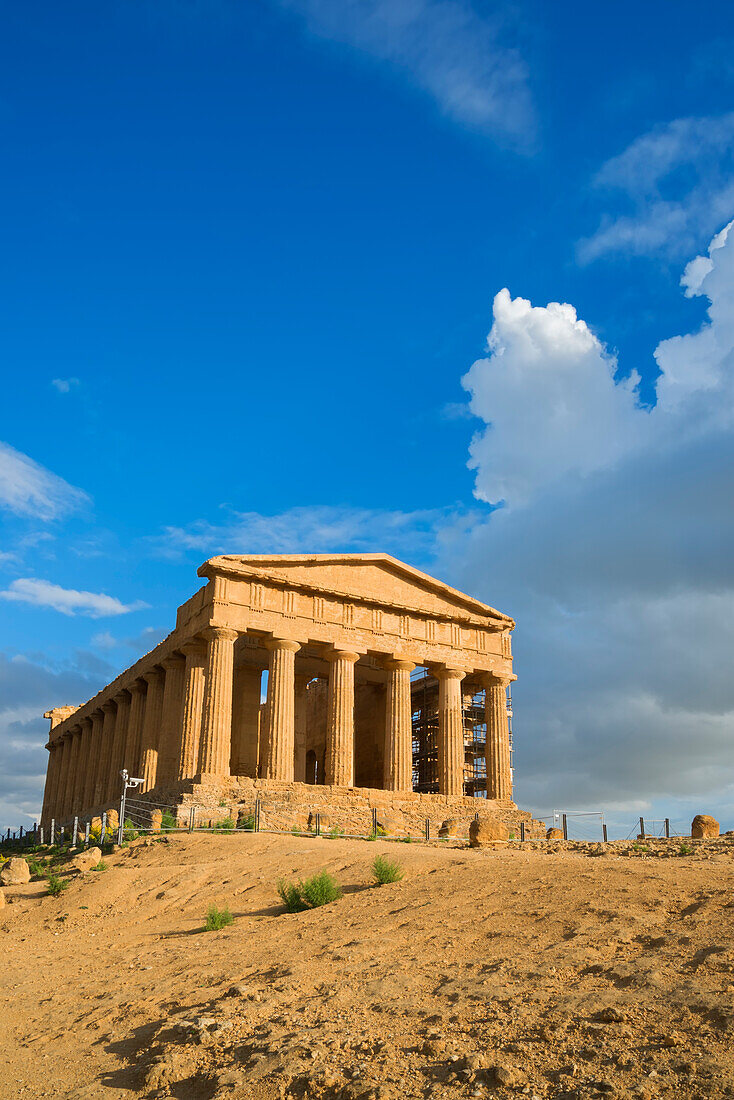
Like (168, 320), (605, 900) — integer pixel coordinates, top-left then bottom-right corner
(41, 555), (534, 834)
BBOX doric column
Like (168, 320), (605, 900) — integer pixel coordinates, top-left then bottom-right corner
(383, 659), (415, 791)
(231, 665), (262, 778)
(106, 691), (131, 804)
(124, 681), (147, 777)
(435, 667), (466, 797)
(294, 674), (309, 782)
(179, 641), (207, 780)
(482, 672), (513, 801)
(42, 740), (62, 825)
(53, 736), (71, 820)
(93, 701), (117, 806)
(83, 711), (104, 809)
(325, 650), (359, 787)
(263, 639), (300, 781)
(199, 627), (238, 775)
(140, 668), (165, 791)
(74, 718), (93, 812)
(61, 727), (82, 818)
(156, 655), (186, 785)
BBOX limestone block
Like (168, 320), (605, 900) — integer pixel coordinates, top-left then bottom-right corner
(469, 818), (508, 847)
(72, 846), (102, 873)
(150, 808), (163, 832)
(374, 815), (400, 836)
(691, 814), (719, 839)
(90, 816), (103, 837)
(106, 809), (119, 833)
(0, 858), (30, 886)
(438, 819), (458, 838)
(547, 828), (564, 840)
(0, 887), (5, 908)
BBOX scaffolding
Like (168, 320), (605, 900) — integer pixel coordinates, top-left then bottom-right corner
(410, 669), (507, 797)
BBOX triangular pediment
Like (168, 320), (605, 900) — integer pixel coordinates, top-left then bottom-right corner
(199, 554), (512, 627)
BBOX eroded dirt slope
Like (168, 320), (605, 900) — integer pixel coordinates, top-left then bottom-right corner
(1, 833), (733, 1100)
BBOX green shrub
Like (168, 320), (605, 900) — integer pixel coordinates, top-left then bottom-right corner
(26, 856), (46, 878)
(122, 818), (139, 841)
(218, 798), (228, 808)
(277, 879), (308, 913)
(328, 825), (343, 839)
(204, 904), (234, 931)
(91, 860), (108, 872)
(372, 855), (404, 885)
(46, 873), (69, 897)
(277, 870), (342, 912)
(401, 836), (413, 844)
(216, 817), (235, 831)
(238, 813), (256, 831)
(160, 810), (177, 832)
(366, 832), (377, 841)
(679, 842), (693, 855)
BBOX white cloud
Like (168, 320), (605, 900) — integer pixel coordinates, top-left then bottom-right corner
(0, 441), (89, 520)
(51, 377), (79, 394)
(578, 113), (734, 262)
(0, 578), (147, 618)
(155, 503), (477, 562)
(91, 626), (165, 653)
(444, 223), (734, 827)
(274, 0), (533, 146)
(461, 288), (643, 506)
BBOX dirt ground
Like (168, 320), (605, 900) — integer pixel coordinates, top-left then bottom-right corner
(1, 832), (733, 1100)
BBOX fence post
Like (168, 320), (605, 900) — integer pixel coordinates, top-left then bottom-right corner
(664, 818), (670, 839)
(19, 826), (24, 840)
(602, 823), (608, 842)
(639, 816), (645, 838)
(371, 807), (378, 835)
(520, 821), (526, 842)
(562, 813), (568, 840)
(101, 812), (107, 845)
(50, 819), (55, 845)
(255, 798), (261, 833)
(39, 826), (44, 846)
(85, 821), (90, 847)
(189, 807), (195, 833)
(72, 816), (78, 847)
(425, 818), (430, 841)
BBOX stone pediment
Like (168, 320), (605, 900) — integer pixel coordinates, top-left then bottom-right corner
(198, 554), (512, 628)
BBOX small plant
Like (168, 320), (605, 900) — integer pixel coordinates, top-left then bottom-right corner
(204, 904), (234, 931)
(91, 860), (108, 872)
(277, 870), (342, 912)
(291, 825), (303, 835)
(122, 818), (139, 841)
(679, 842), (693, 855)
(401, 835), (413, 844)
(46, 873), (69, 897)
(216, 817), (235, 831)
(238, 813), (256, 831)
(328, 825), (343, 839)
(509, 832), (516, 840)
(26, 856), (46, 877)
(160, 810), (177, 832)
(218, 798), (228, 808)
(372, 854), (404, 885)
(277, 879), (308, 913)
(366, 832), (377, 841)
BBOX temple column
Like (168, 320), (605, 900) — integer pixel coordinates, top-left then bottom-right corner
(124, 681), (147, 777)
(263, 639), (300, 781)
(83, 711), (104, 809)
(140, 668), (165, 791)
(294, 674), (309, 782)
(482, 672), (513, 801)
(325, 650), (359, 787)
(107, 691), (131, 803)
(157, 655), (186, 784)
(199, 627), (238, 776)
(179, 641), (207, 780)
(383, 659), (415, 791)
(74, 718), (93, 813)
(62, 727), (82, 818)
(42, 741), (62, 825)
(231, 665), (262, 778)
(93, 701), (117, 806)
(435, 667), (466, 796)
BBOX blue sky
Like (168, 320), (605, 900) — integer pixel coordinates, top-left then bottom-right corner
(2, 0), (734, 836)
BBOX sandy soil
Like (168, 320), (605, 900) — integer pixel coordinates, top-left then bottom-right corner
(1, 833), (733, 1100)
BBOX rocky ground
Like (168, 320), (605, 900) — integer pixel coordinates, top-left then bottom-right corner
(1, 832), (733, 1100)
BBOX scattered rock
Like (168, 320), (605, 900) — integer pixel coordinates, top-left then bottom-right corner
(597, 1006), (627, 1023)
(90, 816), (103, 837)
(72, 847), (103, 873)
(547, 828), (564, 840)
(488, 1063), (521, 1088)
(106, 809), (119, 833)
(150, 808), (163, 832)
(691, 814), (719, 839)
(469, 817), (508, 846)
(0, 887), (5, 908)
(438, 819), (458, 838)
(1, 858), (30, 886)
(374, 815), (400, 835)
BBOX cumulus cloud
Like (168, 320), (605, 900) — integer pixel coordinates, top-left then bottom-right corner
(274, 0), (534, 146)
(462, 288), (642, 506)
(0, 578), (148, 618)
(154, 503), (478, 562)
(0, 441), (89, 520)
(445, 222), (734, 828)
(91, 626), (166, 653)
(578, 113), (734, 263)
